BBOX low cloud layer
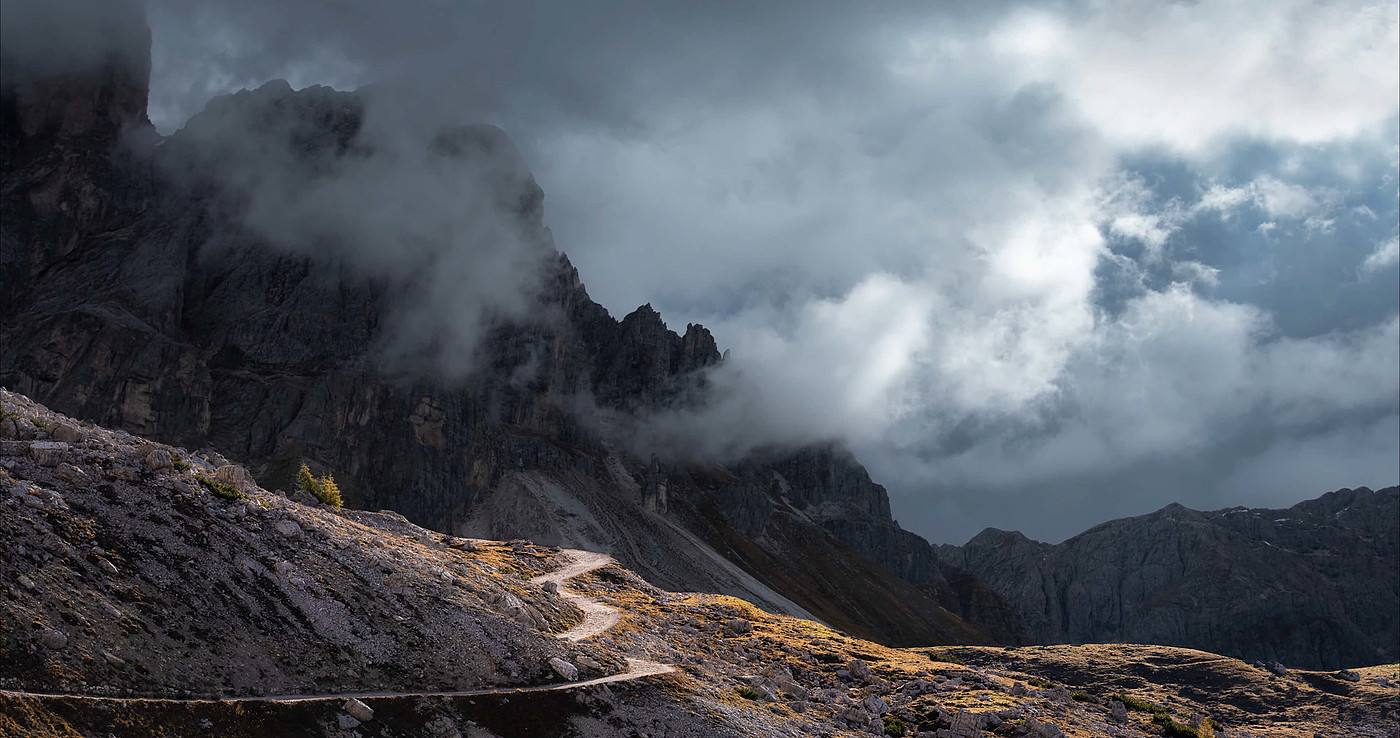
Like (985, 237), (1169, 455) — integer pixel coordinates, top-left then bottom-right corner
(43, 0), (1400, 542)
(159, 81), (556, 376)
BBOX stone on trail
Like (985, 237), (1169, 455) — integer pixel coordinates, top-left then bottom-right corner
(549, 657), (579, 681)
(343, 698), (374, 722)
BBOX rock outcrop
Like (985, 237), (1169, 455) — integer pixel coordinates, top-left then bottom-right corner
(0, 3), (996, 647)
(938, 487), (1400, 670)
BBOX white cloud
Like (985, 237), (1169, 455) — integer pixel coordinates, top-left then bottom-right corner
(982, 0), (1400, 152)
(1362, 237), (1400, 273)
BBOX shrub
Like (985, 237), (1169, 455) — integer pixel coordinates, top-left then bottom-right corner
(171, 456), (191, 472)
(1070, 689), (1091, 702)
(1027, 677), (1055, 688)
(1112, 695), (1215, 738)
(196, 474), (242, 501)
(926, 649), (965, 665)
(296, 463), (343, 509)
(735, 685), (760, 700)
(882, 716), (907, 737)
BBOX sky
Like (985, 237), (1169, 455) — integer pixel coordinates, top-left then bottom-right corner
(15, 0), (1398, 544)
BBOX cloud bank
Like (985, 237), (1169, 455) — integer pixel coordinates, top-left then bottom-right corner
(130, 0), (1400, 542)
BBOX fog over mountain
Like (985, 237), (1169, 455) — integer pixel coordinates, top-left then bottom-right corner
(15, 0), (1394, 544)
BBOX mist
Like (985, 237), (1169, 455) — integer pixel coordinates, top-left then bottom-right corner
(157, 80), (558, 377)
(13, 0), (1393, 544)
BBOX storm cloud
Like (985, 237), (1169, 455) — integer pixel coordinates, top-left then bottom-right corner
(117, 1), (1400, 541)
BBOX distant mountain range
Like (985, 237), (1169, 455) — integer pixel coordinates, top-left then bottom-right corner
(939, 487), (1398, 669)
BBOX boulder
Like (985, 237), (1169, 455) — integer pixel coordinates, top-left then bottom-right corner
(846, 658), (873, 681)
(343, 698), (374, 722)
(549, 657), (579, 681)
(40, 629), (68, 649)
(1337, 669), (1361, 682)
(56, 463), (88, 485)
(542, 580), (560, 594)
(1109, 699), (1128, 723)
(50, 422), (85, 443)
(860, 695), (889, 715)
(723, 618), (753, 636)
(274, 520), (302, 537)
(214, 464), (255, 488)
(145, 448), (173, 470)
(30, 441), (69, 466)
(289, 489), (319, 506)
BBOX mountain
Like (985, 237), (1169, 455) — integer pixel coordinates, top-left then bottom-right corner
(3, 390), (1396, 738)
(0, 5), (1007, 648)
(938, 487), (1400, 670)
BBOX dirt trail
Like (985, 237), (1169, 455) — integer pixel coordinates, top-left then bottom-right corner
(529, 549), (621, 641)
(2, 548), (672, 704)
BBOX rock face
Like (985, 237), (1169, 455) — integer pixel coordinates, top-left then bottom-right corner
(0, 4), (995, 647)
(938, 487), (1400, 670)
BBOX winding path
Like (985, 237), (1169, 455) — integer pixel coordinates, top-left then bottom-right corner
(529, 550), (622, 641)
(1, 548), (673, 705)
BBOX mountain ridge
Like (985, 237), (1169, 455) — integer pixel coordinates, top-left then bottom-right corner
(938, 486), (1400, 670)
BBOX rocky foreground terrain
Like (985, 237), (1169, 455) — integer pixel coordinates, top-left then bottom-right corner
(3, 392), (1398, 737)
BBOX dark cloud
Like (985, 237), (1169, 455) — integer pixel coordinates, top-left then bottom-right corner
(1, 0), (149, 82)
(95, 0), (1400, 542)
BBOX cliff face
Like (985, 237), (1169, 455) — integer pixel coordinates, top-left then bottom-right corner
(0, 14), (998, 647)
(938, 487), (1400, 670)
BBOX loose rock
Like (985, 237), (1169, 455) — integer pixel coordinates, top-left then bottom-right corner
(343, 698), (374, 722)
(56, 463), (88, 485)
(30, 441), (69, 466)
(145, 449), (173, 470)
(723, 618), (753, 636)
(50, 422), (85, 443)
(549, 657), (579, 681)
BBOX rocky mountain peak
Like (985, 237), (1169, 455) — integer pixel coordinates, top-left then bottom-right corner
(0, 0), (151, 143)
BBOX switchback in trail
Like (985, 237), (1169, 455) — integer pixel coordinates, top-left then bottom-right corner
(1, 549), (672, 705)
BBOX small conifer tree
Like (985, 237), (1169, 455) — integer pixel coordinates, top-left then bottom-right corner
(317, 473), (343, 509)
(297, 462), (343, 509)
